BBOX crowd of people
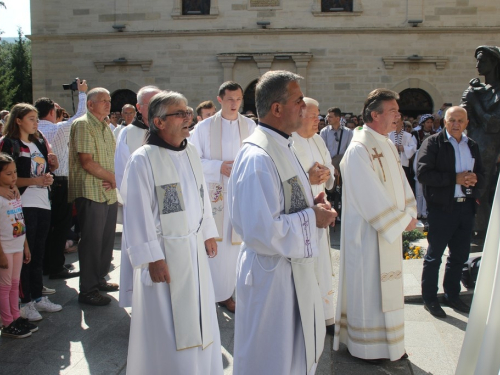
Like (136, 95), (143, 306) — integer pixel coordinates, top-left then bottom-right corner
(0, 67), (493, 374)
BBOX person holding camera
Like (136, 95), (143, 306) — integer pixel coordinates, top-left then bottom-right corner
(37, 79), (87, 282)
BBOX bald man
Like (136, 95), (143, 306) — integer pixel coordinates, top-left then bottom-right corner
(418, 107), (485, 317)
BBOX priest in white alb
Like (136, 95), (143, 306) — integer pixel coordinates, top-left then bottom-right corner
(333, 88), (417, 362)
(190, 81), (256, 313)
(115, 85), (161, 308)
(122, 91), (223, 375)
(455, 174), (500, 375)
(228, 71), (337, 375)
(291, 97), (336, 332)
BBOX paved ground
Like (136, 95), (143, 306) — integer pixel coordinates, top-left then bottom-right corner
(0, 225), (473, 374)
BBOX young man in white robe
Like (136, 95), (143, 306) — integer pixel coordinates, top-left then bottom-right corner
(228, 71), (337, 375)
(122, 91), (222, 375)
(333, 88), (418, 362)
(189, 81), (256, 313)
(291, 97), (336, 333)
(115, 86), (161, 308)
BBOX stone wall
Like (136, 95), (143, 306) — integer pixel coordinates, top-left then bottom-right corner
(29, 0), (500, 114)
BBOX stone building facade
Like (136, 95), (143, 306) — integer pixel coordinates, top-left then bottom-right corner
(30, 0), (500, 116)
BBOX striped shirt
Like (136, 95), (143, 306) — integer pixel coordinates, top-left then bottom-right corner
(68, 111), (117, 204)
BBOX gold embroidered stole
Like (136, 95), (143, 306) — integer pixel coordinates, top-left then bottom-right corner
(209, 112), (249, 245)
(244, 127), (326, 374)
(144, 144), (213, 351)
(349, 128), (406, 312)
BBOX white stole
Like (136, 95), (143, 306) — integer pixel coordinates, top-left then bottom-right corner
(209, 112), (249, 244)
(293, 133), (329, 170)
(244, 127), (326, 375)
(349, 129), (406, 312)
(144, 144), (213, 351)
(126, 125), (146, 153)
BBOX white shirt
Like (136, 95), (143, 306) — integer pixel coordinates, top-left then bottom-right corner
(21, 142), (51, 210)
(40, 92), (87, 177)
(0, 197), (26, 253)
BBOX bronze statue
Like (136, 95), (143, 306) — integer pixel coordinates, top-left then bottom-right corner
(461, 46), (500, 240)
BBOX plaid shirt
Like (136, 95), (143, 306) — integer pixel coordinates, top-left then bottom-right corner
(68, 111), (117, 204)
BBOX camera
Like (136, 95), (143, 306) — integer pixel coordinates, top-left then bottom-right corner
(62, 78), (79, 91)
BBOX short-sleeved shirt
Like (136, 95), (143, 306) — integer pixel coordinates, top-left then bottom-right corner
(0, 197), (26, 253)
(68, 111), (117, 204)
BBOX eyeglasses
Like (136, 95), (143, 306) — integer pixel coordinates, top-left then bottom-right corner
(161, 111), (193, 119)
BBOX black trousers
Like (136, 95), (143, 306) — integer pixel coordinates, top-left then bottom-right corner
(43, 177), (73, 275)
(421, 199), (475, 303)
(21, 207), (51, 303)
(75, 198), (117, 294)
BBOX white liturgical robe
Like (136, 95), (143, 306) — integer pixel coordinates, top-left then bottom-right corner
(292, 132), (336, 322)
(190, 111), (256, 302)
(228, 126), (323, 375)
(115, 124), (147, 308)
(388, 130), (417, 168)
(455, 175), (500, 375)
(334, 125), (416, 361)
(122, 144), (222, 375)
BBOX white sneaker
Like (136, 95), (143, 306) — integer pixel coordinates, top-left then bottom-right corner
(20, 302), (43, 322)
(34, 297), (62, 313)
(42, 286), (56, 295)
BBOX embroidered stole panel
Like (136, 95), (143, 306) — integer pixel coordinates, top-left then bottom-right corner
(244, 128), (325, 373)
(349, 129), (407, 312)
(144, 144), (213, 351)
(209, 112), (249, 244)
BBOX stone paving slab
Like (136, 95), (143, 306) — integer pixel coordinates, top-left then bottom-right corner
(0, 225), (473, 374)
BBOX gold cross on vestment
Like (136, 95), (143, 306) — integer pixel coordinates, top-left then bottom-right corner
(372, 147), (386, 182)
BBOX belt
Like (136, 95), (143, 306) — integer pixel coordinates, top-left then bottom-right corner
(54, 176), (68, 181)
(455, 197), (467, 203)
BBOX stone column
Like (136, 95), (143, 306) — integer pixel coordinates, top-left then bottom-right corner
(217, 55), (237, 82)
(292, 54), (313, 94)
(253, 54), (274, 76)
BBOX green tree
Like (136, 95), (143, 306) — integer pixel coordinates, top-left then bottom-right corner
(0, 28), (32, 109)
(10, 28), (32, 105)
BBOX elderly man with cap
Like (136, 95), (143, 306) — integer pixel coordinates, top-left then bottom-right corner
(416, 114), (436, 148)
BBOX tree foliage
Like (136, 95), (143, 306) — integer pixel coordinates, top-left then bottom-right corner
(0, 28), (32, 110)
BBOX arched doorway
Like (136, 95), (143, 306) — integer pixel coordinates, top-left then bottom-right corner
(111, 89), (137, 114)
(398, 88), (433, 118)
(243, 79), (258, 116)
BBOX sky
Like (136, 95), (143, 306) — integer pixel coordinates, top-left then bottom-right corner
(0, 0), (31, 38)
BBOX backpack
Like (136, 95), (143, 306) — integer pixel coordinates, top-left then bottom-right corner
(461, 256), (481, 289)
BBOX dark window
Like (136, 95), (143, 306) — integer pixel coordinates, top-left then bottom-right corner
(398, 88), (434, 118)
(182, 0), (211, 15)
(321, 0), (353, 12)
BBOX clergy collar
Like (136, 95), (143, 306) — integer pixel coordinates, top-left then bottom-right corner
(144, 130), (187, 151)
(131, 114), (148, 130)
(258, 122), (289, 139)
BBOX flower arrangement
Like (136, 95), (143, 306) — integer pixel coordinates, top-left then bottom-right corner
(403, 230), (426, 260)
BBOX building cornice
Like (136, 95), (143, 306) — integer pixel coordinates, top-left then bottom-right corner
(27, 26), (500, 41)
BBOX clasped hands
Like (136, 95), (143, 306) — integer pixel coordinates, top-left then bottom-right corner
(456, 171), (477, 188)
(308, 162), (331, 185)
(148, 238), (218, 283)
(312, 191), (337, 228)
